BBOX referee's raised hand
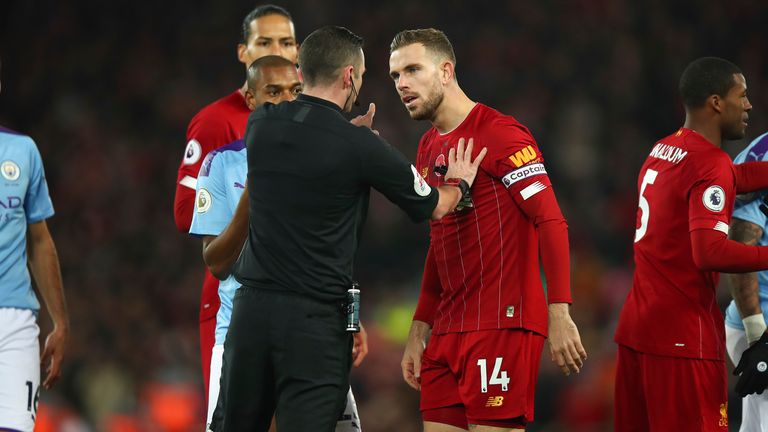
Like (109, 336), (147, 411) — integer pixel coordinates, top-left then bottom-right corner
(445, 137), (487, 187)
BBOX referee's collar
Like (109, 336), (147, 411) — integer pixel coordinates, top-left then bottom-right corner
(297, 94), (343, 113)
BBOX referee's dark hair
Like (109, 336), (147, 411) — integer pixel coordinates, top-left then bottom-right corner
(679, 57), (742, 109)
(298, 26), (363, 87)
(241, 4), (293, 44)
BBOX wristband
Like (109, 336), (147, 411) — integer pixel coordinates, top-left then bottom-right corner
(744, 313), (768, 344)
(445, 178), (470, 197)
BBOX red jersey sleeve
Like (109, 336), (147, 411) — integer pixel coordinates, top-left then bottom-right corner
(173, 112), (232, 232)
(481, 118), (552, 205)
(688, 152), (735, 233)
(413, 245), (441, 325)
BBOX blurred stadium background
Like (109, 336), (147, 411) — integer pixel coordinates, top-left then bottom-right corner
(1, 0), (766, 430)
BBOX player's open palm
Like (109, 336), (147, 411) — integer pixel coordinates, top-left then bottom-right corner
(547, 304), (587, 376)
(401, 337), (424, 391)
(445, 137), (487, 187)
(41, 326), (67, 389)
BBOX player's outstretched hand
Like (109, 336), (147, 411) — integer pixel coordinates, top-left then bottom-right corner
(547, 303), (587, 376)
(352, 323), (369, 367)
(401, 337), (425, 391)
(41, 325), (68, 389)
(734, 332), (768, 396)
(350, 103), (378, 135)
(444, 137), (487, 188)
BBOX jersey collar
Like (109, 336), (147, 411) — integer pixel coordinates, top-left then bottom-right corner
(297, 94), (343, 113)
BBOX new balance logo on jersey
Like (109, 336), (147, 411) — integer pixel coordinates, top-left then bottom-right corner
(649, 143), (687, 164)
(486, 396), (504, 407)
(508, 145), (538, 167)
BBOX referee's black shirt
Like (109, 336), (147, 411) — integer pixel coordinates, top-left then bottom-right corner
(234, 94), (438, 303)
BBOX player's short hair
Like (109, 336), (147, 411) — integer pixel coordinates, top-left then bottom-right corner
(390, 28), (457, 66)
(679, 57), (743, 109)
(241, 4), (293, 44)
(247, 55), (296, 89)
(298, 26), (363, 87)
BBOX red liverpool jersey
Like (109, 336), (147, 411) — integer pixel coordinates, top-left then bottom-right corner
(415, 103), (564, 336)
(174, 89), (250, 320)
(615, 128), (736, 360)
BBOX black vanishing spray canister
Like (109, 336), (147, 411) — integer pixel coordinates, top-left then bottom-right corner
(346, 282), (361, 333)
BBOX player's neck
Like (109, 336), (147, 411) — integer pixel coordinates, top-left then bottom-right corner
(683, 116), (722, 148)
(432, 89), (476, 134)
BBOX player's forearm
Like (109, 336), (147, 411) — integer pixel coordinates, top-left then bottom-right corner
(734, 162), (768, 194)
(431, 186), (463, 220)
(173, 184), (195, 232)
(202, 192), (250, 279)
(407, 320), (432, 345)
(203, 196), (248, 280)
(27, 225), (69, 330)
(727, 218), (764, 318)
(691, 228), (768, 272)
(519, 187), (572, 303)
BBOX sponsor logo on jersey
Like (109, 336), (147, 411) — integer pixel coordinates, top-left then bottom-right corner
(719, 402), (728, 427)
(196, 188), (212, 213)
(702, 185), (725, 212)
(434, 154), (447, 177)
(485, 396), (504, 407)
(234, 181), (245, 189)
(508, 145), (538, 167)
(411, 165), (431, 197)
(183, 139), (202, 165)
(1, 160), (20, 181)
(649, 143), (687, 164)
(501, 163), (547, 188)
(0, 196), (22, 209)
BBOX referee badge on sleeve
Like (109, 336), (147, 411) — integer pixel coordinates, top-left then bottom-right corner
(197, 188), (212, 213)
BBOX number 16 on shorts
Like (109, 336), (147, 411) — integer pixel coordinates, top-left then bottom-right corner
(477, 357), (510, 393)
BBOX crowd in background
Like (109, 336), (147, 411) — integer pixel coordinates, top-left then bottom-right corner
(1, 0), (767, 430)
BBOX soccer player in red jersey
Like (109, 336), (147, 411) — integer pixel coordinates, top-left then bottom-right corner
(390, 29), (586, 431)
(614, 57), (768, 431)
(172, 5), (298, 401)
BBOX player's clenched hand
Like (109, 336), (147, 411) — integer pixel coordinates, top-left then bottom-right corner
(401, 337), (425, 391)
(41, 325), (68, 389)
(734, 332), (768, 396)
(444, 137), (487, 187)
(547, 303), (587, 376)
(352, 323), (369, 367)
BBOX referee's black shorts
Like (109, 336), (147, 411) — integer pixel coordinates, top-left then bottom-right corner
(210, 285), (353, 432)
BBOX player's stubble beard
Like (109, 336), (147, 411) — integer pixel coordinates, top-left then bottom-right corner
(410, 79), (444, 122)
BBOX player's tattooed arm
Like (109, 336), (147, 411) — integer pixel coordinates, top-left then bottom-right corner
(728, 217), (763, 317)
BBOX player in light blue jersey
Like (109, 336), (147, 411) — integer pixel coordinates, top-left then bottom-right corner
(0, 60), (69, 432)
(726, 131), (768, 431)
(190, 55), (368, 431)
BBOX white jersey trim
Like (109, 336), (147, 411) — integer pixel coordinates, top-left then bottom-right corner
(180, 175), (197, 190)
(520, 181), (547, 200)
(714, 221), (729, 234)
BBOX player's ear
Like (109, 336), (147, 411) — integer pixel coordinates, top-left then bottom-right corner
(441, 61), (455, 84)
(343, 66), (354, 88)
(237, 43), (248, 65)
(709, 94), (723, 114)
(245, 89), (257, 111)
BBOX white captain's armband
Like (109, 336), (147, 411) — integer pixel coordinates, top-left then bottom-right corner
(713, 221), (729, 234)
(501, 163), (547, 188)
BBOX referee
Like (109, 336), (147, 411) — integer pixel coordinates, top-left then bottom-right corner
(210, 26), (486, 432)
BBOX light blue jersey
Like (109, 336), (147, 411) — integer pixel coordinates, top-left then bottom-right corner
(725, 132), (768, 330)
(189, 140), (247, 345)
(0, 127), (54, 311)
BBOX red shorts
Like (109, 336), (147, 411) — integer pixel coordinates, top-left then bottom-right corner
(420, 329), (544, 428)
(615, 344), (728, 432)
